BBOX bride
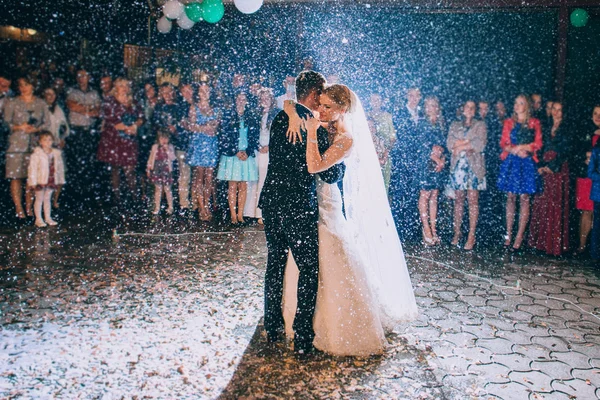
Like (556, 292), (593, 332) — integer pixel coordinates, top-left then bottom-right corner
(282, 84), (418, 356)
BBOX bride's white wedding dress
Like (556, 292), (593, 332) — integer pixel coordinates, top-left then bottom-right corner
(282, 90), (418, 356)
(283, 174), (386, 356)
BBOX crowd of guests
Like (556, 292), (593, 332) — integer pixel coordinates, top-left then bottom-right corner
(0, 69), (284, 229)
(0, 67), (599, 261)
(375, 88), (600, 260)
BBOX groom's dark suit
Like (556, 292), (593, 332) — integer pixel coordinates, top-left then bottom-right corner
(258, 103), (345, 351)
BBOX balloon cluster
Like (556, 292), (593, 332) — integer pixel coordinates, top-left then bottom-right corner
(157, 0), (264, 33)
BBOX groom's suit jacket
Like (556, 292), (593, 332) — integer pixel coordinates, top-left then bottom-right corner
(258, 103), (345, 223)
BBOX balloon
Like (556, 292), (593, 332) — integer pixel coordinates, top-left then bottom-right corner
(234, 0), (263, 14)
(157, 16), (172, 33)
(163, 0), (184, 19)
(185, 2), (203, 23)
(202, 0), (225, 24)
(570, 8), (589, 28)
(177, 12), (195, 29)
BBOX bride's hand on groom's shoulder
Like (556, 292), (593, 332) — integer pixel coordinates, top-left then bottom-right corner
(286, 115), (305, 144)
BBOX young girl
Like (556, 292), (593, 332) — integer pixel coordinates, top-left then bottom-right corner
(147, 130), (176, 215)
(28, 131), (66, 227)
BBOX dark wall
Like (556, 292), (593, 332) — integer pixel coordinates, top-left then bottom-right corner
(299, 6), (558, 113)
(564, 9), (600, 138)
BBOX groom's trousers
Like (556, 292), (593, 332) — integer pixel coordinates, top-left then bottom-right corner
(263, 208), (320, 349)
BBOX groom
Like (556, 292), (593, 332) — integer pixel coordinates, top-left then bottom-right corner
(258, 71), (345, 356)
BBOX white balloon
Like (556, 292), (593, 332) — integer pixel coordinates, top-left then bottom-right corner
(234, 0), (263, 14)
(177, 13), (195, 29)
(157, 16), (172, 33)
(163, 0), (184, 19)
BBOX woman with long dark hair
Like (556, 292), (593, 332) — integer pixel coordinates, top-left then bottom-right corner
(528, 101), (570, 256)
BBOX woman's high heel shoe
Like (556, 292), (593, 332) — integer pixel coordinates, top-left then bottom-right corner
(451, 234), (461, 247)
(422, 229), (436, 247)
(464, 234), (476, 251)
(511, 236), (524, 253)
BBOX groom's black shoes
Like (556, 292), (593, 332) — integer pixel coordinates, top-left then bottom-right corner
(294, 341), (316, 358)
(266, 330), (285, 344)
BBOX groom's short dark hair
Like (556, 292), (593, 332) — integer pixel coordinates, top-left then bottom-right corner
(296, 70), (326, 102)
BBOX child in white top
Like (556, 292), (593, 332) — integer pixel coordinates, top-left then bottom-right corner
(27, 131), (66, 227)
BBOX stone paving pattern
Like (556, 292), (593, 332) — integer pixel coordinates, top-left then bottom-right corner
(0, 219), (598, 399)
(404, 248), (600, 400)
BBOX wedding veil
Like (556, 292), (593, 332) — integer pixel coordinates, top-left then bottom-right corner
(343, 91), (419, 328)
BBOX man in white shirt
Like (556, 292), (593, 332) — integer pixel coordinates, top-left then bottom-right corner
(65, 69), (102, 208)
(275, 76), (296, 110)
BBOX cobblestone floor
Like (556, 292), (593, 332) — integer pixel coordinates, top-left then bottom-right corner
(0, 216), (598, 399)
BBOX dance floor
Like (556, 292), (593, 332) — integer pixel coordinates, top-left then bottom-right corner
(0, 215), (599, 399)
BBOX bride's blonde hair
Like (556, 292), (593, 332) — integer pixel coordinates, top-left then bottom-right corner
(323, 84), (352, 113)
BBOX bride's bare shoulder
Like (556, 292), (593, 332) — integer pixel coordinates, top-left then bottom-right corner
(333, 132), (354, 152)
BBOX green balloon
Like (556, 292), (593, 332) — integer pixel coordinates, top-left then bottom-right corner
(185, 2), (203, 23)
(202, 0), (225, 24)
(570, 8), (589, 28)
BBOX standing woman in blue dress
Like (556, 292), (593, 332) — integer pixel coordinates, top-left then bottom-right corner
(497, 94), (543, 251)
(217, 91), (259, 224)
(186, 82), (220, 221)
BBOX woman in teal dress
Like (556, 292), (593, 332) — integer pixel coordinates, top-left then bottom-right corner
(217, 91), (259, 224)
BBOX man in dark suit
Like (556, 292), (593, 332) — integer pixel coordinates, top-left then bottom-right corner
(389, 86), (422, 242)
(258, 71), (344, 356)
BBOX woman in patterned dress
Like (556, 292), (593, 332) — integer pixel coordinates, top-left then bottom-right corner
(447, 100), (487, 250)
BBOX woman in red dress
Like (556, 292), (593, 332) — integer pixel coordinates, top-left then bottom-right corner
(528, 102), (570, 256)
(574, 105), (600, 254)
(97, 78), (144, 203)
